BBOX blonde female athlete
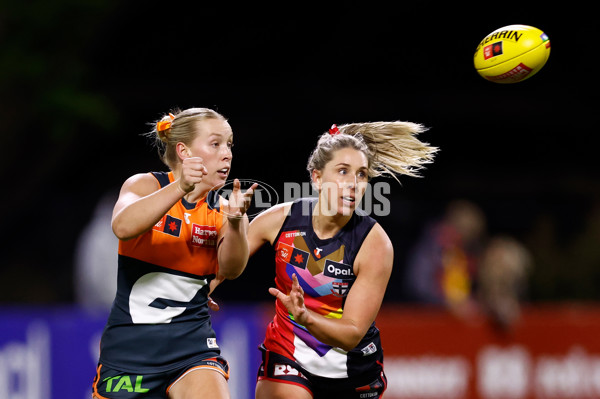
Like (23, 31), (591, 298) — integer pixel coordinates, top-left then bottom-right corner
(248, 122), (437, 399)
(92, 107), (256, 399)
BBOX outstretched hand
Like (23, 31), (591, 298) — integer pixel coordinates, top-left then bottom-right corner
(269, 273), (310, 325)
(223, 179), (258, 219)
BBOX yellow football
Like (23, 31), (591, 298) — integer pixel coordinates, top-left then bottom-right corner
(474, 24), (551, 83)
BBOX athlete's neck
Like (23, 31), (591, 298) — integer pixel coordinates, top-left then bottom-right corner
(312, 200), (352, 239)
(183, 189), (208, 204)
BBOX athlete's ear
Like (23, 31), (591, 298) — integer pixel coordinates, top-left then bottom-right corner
(311, 169), (322, 191)
(176, 142), (192, 160)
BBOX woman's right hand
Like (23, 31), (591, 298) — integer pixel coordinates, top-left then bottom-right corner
(179, 157), (208, 193)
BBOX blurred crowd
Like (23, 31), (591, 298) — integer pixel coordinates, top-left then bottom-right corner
(401, 196), (600, 330)
(402, 200), (532, 330)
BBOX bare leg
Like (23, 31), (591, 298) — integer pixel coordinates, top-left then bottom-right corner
(255, 379), (312, 399)
(168, 368), (230, 399)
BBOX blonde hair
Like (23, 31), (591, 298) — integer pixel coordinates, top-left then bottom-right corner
(146, 107), (227, 169)
(307, 121), (438, 181)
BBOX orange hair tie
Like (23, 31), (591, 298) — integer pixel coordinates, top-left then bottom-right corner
(156, 113), (175, 132)
(156, 120), (171, 132)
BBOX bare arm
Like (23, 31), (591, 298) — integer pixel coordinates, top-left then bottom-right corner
(208, 202), (289, 305)
(216, 179), (258, 279)
(112, 157), (208, 240)
(269, 223), (394, 351)
(111, 173), (186, 240)
(247, 202), (292, 256)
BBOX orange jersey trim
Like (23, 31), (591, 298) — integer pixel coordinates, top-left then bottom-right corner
(92, 365), (110, 399)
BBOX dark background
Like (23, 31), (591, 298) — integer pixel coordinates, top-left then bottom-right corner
(1, 2), (598, 305)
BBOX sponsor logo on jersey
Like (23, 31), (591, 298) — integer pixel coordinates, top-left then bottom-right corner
(361, 342), (377, 356)
(313, 247), (323, 259)
(191, 224), (218, 247)
(103, 375), (149, 393)
(273, 363), (307, 379)
(359, 392), (379, 398)
(207, 337), (219, 348)
(153, 215), (182, 237)
(284, 230), (306, 238)
(276, 242), (308, 269)
(324, 260), (354, 279)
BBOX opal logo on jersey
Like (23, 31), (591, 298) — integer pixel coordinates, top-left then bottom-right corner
(324, 260), (354, 279)
(103, 375), (149, 393)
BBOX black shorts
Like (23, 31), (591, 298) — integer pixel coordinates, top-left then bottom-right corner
(257, 346), (387, 399)
(92, 356), (229, 399)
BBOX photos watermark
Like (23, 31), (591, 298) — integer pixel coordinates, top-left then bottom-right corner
(214, 179), (392, 218)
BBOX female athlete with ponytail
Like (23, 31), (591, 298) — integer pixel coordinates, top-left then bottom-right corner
(248, 121), (438, 398)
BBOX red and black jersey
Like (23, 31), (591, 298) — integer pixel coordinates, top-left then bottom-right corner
(263, 198), (383, 379)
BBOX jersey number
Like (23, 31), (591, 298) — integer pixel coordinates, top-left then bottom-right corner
(129, 272), (208, 324)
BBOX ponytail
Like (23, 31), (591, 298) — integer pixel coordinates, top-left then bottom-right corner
(307, 121), (438, 181)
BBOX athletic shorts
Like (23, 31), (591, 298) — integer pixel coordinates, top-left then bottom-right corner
(92, 356), (229, 399)
(257, 346), (387, 399)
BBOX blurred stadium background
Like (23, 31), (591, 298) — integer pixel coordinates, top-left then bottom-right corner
(1, 2), (599, 398)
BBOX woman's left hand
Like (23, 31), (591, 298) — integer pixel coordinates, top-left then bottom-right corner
(223, 179), (258, 220)
(269, 273), (310, 325)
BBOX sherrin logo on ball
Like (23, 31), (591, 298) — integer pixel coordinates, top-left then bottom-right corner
(474, 24), (551, 83)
